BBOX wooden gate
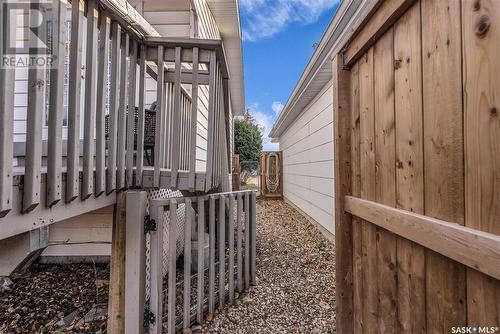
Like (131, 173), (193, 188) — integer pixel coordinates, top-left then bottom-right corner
(232, 155), (241, 191)
(333, 0), (500, 332)
(260, 152), (283, 199)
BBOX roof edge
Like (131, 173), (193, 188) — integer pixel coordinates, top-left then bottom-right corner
(206, 0), (246, 116)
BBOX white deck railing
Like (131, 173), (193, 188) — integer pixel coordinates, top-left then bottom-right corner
(0, 0), (231, 240)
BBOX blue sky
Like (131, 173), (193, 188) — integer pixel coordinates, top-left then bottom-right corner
(239, 0), (340, 151)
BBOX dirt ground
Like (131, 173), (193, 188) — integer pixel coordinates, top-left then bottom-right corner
(0, 263), (109, 333)
(201, 199), (336, 334)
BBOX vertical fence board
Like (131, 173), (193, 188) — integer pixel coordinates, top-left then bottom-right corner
(197, 197), (205, 324)
(189, 48), (199, 190)
(422, 0), (466, 331)
(23, 5), (47, 213)
(228, 195), (235, 302)
(208, 196), (216, 314)
(135, 45), (146, 187)
(244, 192), (250, 289)
(393, 3), (426, 332)
(373, 28), (397, 333)
(218, 194), (226, 308)
(107, 23), (121, 194)
(82, 0), (99, 200)
(236, 193), (243, 292)
(167, 200), (177, 334)
(333, 54), (354, 333)
(154, 46), (164, 187)
(107, 192), (126, 334)
(117, 33), (129, 190)
(124, 191), (147, 334)
(463, 0), (500, 324)
(250, 192), (256, 283)
(183, 198), (192, 330)
(170, 47), (182, 188)
(149, 204), (164, 334)
(95, 12), (110, 197)
(126, 41), (137, 186)
(46, 0), (66, 207)
(358, 47), (378, 330)
(66, 0), (84, 202)
(349, 61), (363, 333)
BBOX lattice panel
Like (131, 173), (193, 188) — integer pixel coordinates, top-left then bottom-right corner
(145, 188), (185, 301)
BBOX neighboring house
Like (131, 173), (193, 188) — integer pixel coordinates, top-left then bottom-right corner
(0, 0), (244, 274)
(269, 0), (365, 239)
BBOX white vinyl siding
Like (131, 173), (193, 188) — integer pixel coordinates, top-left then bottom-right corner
(279, 81), (335, 234)
(193, 0), (220, 40)
(41, 206), (113, 258)
(143, 9), (191, 38)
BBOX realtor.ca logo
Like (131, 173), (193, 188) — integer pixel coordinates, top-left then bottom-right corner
(1, 0), (58, 69)
(451, 327), (499, 334)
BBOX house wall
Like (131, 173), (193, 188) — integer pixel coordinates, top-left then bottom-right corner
(279, 80), (335, 235)
(40, 206), (113, 261)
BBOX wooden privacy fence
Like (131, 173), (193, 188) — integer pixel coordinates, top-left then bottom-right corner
(124, 190), (257, 334)
(0, 0), (232, 241)
(333, 0), (500, 332)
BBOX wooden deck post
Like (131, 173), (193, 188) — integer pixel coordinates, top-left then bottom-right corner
(107, 191), (126, 334)
(332, 54), (353, 333)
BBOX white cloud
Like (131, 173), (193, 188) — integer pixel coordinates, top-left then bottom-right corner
(247, 103), (279, 151)
(271, 101), (284, 115)
(240, 0), (339, 41)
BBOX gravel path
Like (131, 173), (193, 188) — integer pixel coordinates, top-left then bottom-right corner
(201, 199), (336, 334)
